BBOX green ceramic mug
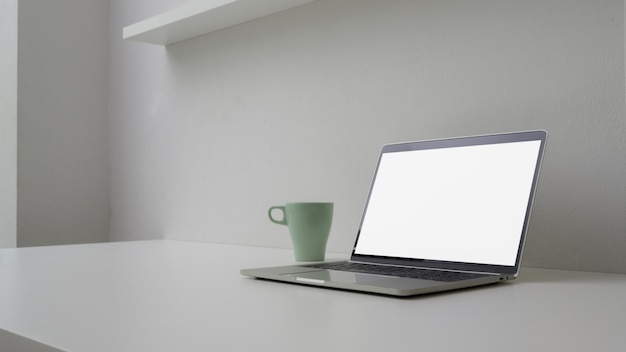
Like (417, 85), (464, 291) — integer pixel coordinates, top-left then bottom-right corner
(268, 202), (334, 261)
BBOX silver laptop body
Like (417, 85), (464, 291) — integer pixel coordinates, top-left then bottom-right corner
(241, 130), (547, 296)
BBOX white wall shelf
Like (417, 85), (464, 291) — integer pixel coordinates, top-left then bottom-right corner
(123, 0), (318, 46)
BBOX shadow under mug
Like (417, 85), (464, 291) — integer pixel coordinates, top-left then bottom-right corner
(268, 202), (333, 261)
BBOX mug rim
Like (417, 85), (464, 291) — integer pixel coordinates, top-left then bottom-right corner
(285, 202), (333, 205)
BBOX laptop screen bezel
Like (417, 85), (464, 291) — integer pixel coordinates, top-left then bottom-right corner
(349, 130), (547, 276)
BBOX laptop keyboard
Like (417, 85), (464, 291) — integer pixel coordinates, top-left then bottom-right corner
(305, 262), (489, 282)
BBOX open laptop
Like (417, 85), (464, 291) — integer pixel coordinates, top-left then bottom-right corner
(241, 130), (547, 296)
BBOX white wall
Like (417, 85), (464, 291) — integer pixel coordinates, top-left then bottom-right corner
(17, 0), (110, 246)
(110, 0), (626, 273)
(0, 0), (18, 248)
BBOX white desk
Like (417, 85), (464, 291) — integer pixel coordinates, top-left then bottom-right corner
(1, 240), (624, 351)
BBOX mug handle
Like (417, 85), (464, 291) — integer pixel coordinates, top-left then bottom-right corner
(268, 206), (287, 225)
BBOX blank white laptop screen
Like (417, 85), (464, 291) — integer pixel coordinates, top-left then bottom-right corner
(354, 140), (542, 266)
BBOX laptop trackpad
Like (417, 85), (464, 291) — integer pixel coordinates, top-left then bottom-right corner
(285, 270), (436, 289)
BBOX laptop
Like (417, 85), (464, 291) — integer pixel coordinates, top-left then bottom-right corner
(241, 130), (547, 296)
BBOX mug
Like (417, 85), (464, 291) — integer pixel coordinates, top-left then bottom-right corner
(268, 202), (333, 261)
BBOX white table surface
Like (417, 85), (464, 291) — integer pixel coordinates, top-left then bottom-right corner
(1, 240), (625, 352)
